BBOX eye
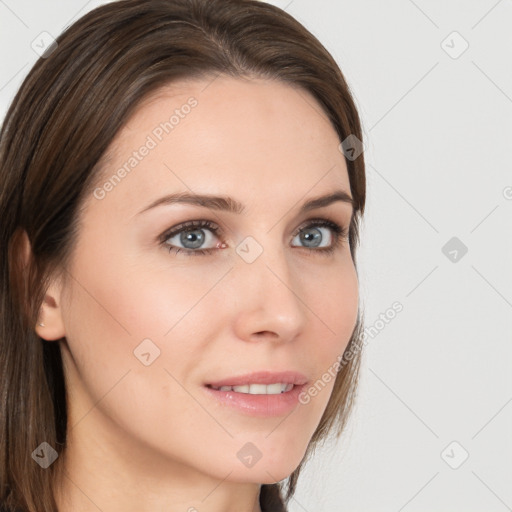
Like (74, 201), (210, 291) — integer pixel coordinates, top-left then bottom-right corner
(160, 220), (222, 257)
(291, 218), (349, 255)
(159, 218), (349, 257)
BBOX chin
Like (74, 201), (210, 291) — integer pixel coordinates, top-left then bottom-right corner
(219, 438), (308, 484)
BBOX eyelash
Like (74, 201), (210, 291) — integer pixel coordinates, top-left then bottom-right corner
(160, 219), (348, 256)
(159, 218), (349, 257)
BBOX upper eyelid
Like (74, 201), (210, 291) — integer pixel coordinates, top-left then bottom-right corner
(159, 219), (220, 242)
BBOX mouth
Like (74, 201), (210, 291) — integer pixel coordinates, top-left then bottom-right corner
(202, 371), (308, 417)
(205, 382), (296, 394)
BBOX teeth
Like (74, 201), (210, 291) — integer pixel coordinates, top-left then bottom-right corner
(211, 383), (294, 394)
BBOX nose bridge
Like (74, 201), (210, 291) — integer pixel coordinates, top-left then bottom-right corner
(231, 233), (307, 339)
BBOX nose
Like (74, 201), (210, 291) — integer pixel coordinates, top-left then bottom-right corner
(230, 240), (308, 343)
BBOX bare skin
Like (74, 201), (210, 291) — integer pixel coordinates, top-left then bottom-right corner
(33, 75), (359, 512)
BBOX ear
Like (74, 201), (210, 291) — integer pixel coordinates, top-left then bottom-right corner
(19, 230), (67, 341)
(35, 279), (67, 341)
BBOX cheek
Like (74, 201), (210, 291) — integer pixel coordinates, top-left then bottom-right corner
(61, 246), (229, 403)
(60, 253), (227, 459)
(67, 244), (222, 340)
(303, 256), (359, 348)
(300, 258), (359, 402)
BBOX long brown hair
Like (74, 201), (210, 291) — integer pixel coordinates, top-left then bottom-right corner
(0, 1), (366, 510)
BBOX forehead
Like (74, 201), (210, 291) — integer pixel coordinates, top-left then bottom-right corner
(88, 76), (351, 217)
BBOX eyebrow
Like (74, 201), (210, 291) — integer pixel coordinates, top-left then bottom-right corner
(137, 190), (355, 216)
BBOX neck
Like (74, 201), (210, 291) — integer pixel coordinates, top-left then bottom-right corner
(51, 413), (263, 512)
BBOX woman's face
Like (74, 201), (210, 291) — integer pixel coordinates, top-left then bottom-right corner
(44, 76), (359, 486)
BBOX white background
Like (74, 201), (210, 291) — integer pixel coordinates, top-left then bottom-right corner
(1, 1), (511, 511)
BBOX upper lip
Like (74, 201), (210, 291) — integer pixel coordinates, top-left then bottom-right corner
(206, 370), (308, 388)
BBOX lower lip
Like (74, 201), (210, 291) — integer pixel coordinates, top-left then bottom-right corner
(202, 384), (306, 417)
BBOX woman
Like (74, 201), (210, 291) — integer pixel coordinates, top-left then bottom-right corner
(0, 0), (366, 510)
